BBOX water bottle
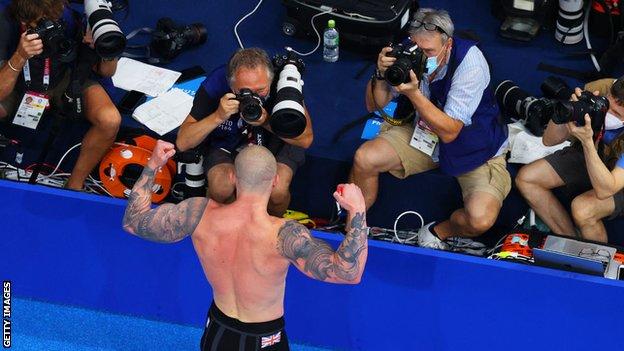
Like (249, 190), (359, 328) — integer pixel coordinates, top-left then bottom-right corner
(323, 19), (339, 62)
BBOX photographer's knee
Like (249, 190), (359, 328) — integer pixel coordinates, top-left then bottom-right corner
(467, 213), (496, 235)
(94, 106), (121, 133)
(353, 145), (378, 173)
(571, 195), (595, 224)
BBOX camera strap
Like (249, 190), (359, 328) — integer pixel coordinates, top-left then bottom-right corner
(22, 58), (51, 92)
(370, 75), (415, 126)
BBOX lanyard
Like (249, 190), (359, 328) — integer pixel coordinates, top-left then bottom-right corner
(23, 58), (50, 91)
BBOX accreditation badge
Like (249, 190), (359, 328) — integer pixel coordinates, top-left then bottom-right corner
(409, 118), (439, 156)
(13, 91), (49, 129)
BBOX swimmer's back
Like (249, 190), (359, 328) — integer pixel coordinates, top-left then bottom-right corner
(191, 199), (290, 323)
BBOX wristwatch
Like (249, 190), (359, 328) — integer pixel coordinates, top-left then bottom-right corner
(373, 68), (385, 81)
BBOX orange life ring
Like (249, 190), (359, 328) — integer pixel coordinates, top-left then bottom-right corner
(98, 136), (176, 203)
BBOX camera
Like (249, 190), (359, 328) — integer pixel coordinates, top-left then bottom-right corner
(553, 92), (609, 131)
(271, 50), (307, 138)
(235, 89), (264, 123)
(151, 17), (207, 61)
(384, 43), (427, 86)
(29, 19), (76, 63)
(495, 80), (555, 136)
(84, 0), (127, 59)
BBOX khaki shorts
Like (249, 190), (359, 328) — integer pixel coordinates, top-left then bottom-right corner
(378, 123), (512, 204)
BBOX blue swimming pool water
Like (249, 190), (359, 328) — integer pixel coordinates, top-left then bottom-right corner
(10, 298), (333, 351)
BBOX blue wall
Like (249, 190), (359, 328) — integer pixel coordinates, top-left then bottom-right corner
(1, 179), (624, 350)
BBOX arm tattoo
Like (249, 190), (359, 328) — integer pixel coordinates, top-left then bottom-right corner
(122, 166), (208, 243)
(277, 212), (368, 283)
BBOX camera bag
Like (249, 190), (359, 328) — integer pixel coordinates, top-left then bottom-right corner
(281, 0), (419, 54)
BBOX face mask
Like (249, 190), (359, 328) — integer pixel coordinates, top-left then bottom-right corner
(425, 43), (448, 75)
(605, 111), (624, 130)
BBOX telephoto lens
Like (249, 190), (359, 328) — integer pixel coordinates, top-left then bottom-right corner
(84, 0), (126, 59)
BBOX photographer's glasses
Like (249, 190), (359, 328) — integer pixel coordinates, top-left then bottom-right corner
(410, 20), (449, 37)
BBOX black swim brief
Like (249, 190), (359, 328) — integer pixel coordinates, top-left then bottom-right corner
(200, 302), (289, 351)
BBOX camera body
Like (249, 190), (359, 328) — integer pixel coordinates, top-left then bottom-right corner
(496, 79), (609, 138)
(29, 19), (76, 62)
(384, 42), (427, 86)
(553, 92), (609, 130)
(151, 17), (207, 61)
(235, 88), (264, 123)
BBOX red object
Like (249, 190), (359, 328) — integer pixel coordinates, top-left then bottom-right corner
(501, 233), (533, 258)
(336, 184), (344, 195)
(592, 0), (621, 15)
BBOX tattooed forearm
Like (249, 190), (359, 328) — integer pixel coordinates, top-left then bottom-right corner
(277, 212), (368, 284)
(122, 166), (156, 233)
(122, 166), (207, 243)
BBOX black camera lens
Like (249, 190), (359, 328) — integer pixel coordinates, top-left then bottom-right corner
(183, 24), (208, 46)
(240, 100), (262, 122)
(385, 58), (412, 86)
(541, 76), (572, 100)
(236, 89), (263, 123)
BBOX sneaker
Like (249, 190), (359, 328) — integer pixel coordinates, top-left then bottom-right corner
(416, 222), (449, 250)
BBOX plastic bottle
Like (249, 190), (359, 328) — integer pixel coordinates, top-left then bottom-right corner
(323, 19), (339, 62)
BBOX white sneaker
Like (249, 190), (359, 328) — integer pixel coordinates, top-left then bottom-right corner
(417, 222), (449, 250)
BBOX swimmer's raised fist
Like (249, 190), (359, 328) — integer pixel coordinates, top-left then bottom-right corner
(147, 139), (176, 170)
(333, 183), (366, 213)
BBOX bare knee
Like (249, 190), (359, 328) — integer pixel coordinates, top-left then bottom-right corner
(515, 166), (536, 192)
(467, 213), (497, 235)
(92, 106), (121, 135)
(571, 196), (597, 224)
(353, 143), (380, 174)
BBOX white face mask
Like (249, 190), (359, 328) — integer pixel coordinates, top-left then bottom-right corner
(605, 111), (624, 130)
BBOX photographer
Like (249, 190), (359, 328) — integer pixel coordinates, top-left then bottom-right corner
(0, 0), (121, 190)
(350, 8), (510, 250)
(176, 48), (313, 216)
(516, 77), (624, 242)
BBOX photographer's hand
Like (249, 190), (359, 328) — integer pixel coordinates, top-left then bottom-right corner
(216, 93), (240, 122)
(16, 32), (43, 60)
(377, 47), (395, 75)
(567, 114), (594, 145)
(394, 70), (421, 99)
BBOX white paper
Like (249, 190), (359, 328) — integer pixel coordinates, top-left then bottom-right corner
(507, 121), (570, 164)
(132, 88), (193, 136)
(112, 57), (181, 97)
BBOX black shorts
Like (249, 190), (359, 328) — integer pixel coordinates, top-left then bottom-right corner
(204, 139), (305, 174)
(544, 146), (624, 219)
(200, 302), (289, 351)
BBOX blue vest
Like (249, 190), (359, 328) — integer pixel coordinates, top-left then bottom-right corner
(429, 37), (507, 176)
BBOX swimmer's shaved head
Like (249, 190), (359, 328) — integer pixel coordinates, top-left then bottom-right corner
(234, 145), (277, 193)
